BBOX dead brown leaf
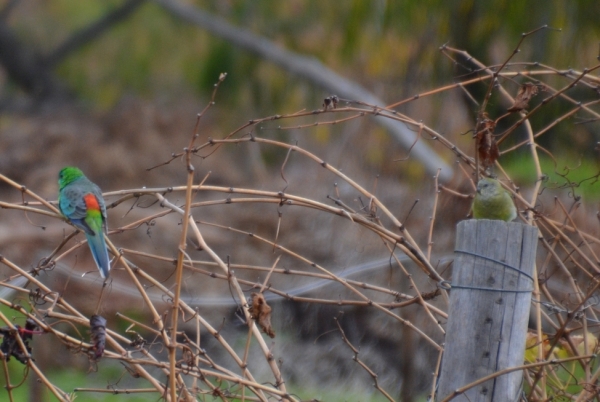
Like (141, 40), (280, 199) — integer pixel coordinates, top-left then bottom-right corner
(507, 82), (539, 112)
(249, 292), (275, 338)
(475, 113), (499, 169)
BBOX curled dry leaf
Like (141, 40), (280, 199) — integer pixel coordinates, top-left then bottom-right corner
(249, 292), (275, 338)
(507, 82), (539, 112)
(90, 315), (107, 361)
(475, 114), (499, 169)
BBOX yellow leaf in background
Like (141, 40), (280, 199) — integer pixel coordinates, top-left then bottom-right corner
(572, 332), (599, 356)
(524, 332), (550, 363)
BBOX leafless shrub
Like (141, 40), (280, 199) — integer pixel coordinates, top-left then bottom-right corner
(1, 31), (600, 401)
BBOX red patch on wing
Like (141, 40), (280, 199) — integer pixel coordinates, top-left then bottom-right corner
(83, 194), (101, 211)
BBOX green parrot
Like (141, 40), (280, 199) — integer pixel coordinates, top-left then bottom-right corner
(472, 177), (517, 222)
(58, 167), (110, 278)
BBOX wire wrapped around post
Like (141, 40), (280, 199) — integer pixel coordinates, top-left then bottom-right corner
(437, 219), (538, 401)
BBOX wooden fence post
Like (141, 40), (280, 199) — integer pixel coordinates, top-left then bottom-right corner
(437, 220), (538, 401)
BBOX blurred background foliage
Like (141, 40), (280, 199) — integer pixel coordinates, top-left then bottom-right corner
(2, 0), (599, 189)
(2, 1), (600, 401)
(5, 0), (599, 109)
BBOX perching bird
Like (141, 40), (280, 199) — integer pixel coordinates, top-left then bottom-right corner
(472, 177), (517, 222)
(58, 167), (110, 278)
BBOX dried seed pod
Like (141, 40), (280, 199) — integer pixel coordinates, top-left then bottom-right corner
(0, 319), (40, 364)
(90, 315), (107, 360)
(323, 95), (339, 110)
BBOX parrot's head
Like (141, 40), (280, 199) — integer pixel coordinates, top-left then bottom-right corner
(58, 167), (85, 189)
(476, 177), (500, 197)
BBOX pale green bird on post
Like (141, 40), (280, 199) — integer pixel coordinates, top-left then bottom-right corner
(472, 178), (517, 222)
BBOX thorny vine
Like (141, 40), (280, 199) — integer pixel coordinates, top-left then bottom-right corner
(1, 30), (600, 400)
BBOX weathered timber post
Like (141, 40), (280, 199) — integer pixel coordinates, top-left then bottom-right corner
(437, 220), (538, 401)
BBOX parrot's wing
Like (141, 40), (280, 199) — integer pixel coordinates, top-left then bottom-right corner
(59, 184), (100, 236)
(59, 185), (88, 220)
(91, 184), (108, 234)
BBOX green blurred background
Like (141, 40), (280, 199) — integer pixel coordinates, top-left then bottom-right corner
(3, 0), (600, 193)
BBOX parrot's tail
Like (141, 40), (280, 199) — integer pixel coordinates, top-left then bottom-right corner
(86, 233), (110, 278)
